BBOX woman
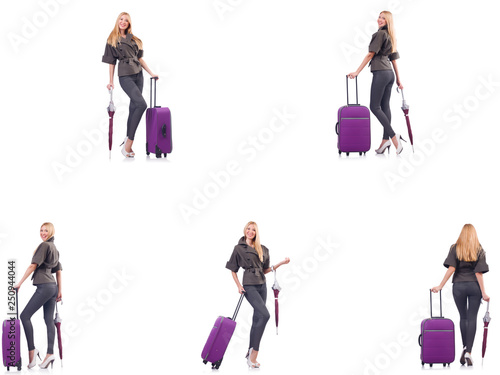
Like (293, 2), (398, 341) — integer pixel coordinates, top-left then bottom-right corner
(14, 223), (62, 369)
(348, 11), (404, 154)
(102, 12), (158, 158)
(226, 221), (290, 369)
(432, 224), (490, 366)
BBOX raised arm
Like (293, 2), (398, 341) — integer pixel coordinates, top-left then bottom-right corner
(348, 52), (375, 79)
(13, 263), (37, 290)
(263, 257), (290, 274)
(431, 267), (455, 292)
(475, 272), (489, 302)
(231, 271), (245, 294)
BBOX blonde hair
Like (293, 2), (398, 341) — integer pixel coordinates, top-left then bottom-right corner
(40, 222), (55, 241)
(107, 12), (143, 49)
(244, 221), (263, 262)
(455, 224), (482, 262)
(380, 11), (397, 53)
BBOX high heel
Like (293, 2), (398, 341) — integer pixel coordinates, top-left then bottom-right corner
(120, 137), (135, 158)
(375, 139), (391, 154)
(39, 354), (55, 369)
(464, 352), (473, 366)
(27, 348), (41, 369)
(395, 134), (406, 155)
(460, 347), (466, 365)
(245, 347), (260, 369)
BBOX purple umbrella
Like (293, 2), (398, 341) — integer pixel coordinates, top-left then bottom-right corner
(107, 89), (116, 159)
(54, 301), (63, 367)
(271, 268), (281, 335)
(397, 87), (414, 152)
(482, 301), (491, 365)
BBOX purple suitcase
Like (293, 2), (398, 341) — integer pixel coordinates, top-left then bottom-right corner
(336, 76), (370, 156)
(2, 289), (21, 371)
(146, 77), (172, 158)
(419, 290), (455, 367)
(201, 294), (244, 369)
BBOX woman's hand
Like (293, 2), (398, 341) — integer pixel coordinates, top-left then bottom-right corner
(281, 257), (290, 265)
(13, 283), (20, 291)
(151, 74), (159, 80)
(57, 291), (62, 302)
(482, 293), (490, 302)
(107, 83), (114, 90)
(238, 285), (246, 294)
(396, 80), (403, 90)
(431, 286), (442, 293)
(347, 72), (358, 79)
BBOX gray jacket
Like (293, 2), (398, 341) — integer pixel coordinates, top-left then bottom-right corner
(226, 237), (270, 286)
(31, 237), (62, 285)
(368, 25), (400, 71)
(102, 33), (144, 77)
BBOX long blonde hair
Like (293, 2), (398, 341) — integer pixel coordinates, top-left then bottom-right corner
(107, 12), (143, 49)
(455, 224), (482, 262)
(35, 222), (55, 255)
(380, 11), (397, 53)
(244, 221), (263, 262)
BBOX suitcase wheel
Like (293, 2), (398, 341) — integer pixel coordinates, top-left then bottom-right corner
(429, 363), (433, 367)
(346, 152), (350, 156)
(155, 145), (162, 158)
(163, 153), (167, 157)
(146, 142), (150, 156)
(421, 361), (424, 366)
(203, 360), (207, 365)
(338, 150), (341, 155)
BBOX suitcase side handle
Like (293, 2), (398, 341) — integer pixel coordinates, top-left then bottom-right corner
(150, 77), (159, 108)
(429, 289), (443, 318)
(335, 122), (339, 135)
(232, 293), (245, 321)
(345, 75), (359, 106)
(418, 334), (422, 347)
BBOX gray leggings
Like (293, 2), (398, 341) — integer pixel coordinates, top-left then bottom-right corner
(119, 71), (147, 141)
(244, 284), (270, 351)
(20, 283), (58, 354)
(370, 70), (395, 140)
(453, 281), (482, 352)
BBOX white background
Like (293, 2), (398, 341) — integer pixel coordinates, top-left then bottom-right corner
(1, 0), (499, 374)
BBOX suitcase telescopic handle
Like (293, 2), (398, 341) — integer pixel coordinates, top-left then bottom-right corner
(429, 289), (443, 318)
(345, 75), (359, 106)
(14, 287), (19, 319)
(232, 293), (245, 321)
(150, 77), (159, 108)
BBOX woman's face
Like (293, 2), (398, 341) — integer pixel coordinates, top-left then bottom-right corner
(245, 225), (256, 241)
(40, 226), (50, 241)
(378, 13), (387, 28)
(118, 15), (130, 32)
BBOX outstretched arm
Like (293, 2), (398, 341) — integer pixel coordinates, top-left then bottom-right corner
(431, 267), (455, 292)
(264, 257), (291, 274)
(476, 273), (489, 302)
(14, 263), (37, 290)
(348, 52), (375, 79)
(139, 58), (158, 79)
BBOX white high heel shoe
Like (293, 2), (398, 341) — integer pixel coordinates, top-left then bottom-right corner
(464, 352), (473, 366)
(245, 347), (260, 369)
(375, 139), (391, 154)
(27, 348), (41, 369)
(395, 134), (407, 155)
(39, 354), (56, 369)
(120, 137), (135, 158)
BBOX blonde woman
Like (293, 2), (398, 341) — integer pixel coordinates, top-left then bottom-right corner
(432, 224), (490, 366)
(14, 223), (63, 369)
(102, 12), (158, 158)
(348, 11), (404, 154)
(226, 222), (290, 369)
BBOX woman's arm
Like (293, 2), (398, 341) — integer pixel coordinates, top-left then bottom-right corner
(107, 64), (115, 90)
(431, 266), (455, 292)
(138, 58), (158, 79)
(56, 270), (62, 301)
(348, 52), (375, 79)
(476, 272), (489, 302)
(13, 263), (37, 290)
(264, 257), (291, 274)
(231, 271), (245, 294)
(390, 59), (403, 89)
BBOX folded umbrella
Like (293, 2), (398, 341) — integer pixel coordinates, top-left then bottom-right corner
(107, 89), (116, 159)
(271, 267), (281, 335)
(397, 87), (414, 152)
(482, 301), (491, 365)
(54, 301), (63, 367)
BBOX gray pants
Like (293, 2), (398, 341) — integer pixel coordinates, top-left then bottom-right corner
(244, 284), (270, 351)
(370, 70), (395, 140)
(20, 283), (58, 354)
(119, 72), (147, 141)
(453, 281), (482, 352)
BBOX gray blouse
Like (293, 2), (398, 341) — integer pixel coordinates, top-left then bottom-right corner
(31, 237), (62, 285)
(226, 237), (270, 286)
(444, 245), (489, 283)
(102, 33), (144, 77)
(368, 25), (400, 71)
